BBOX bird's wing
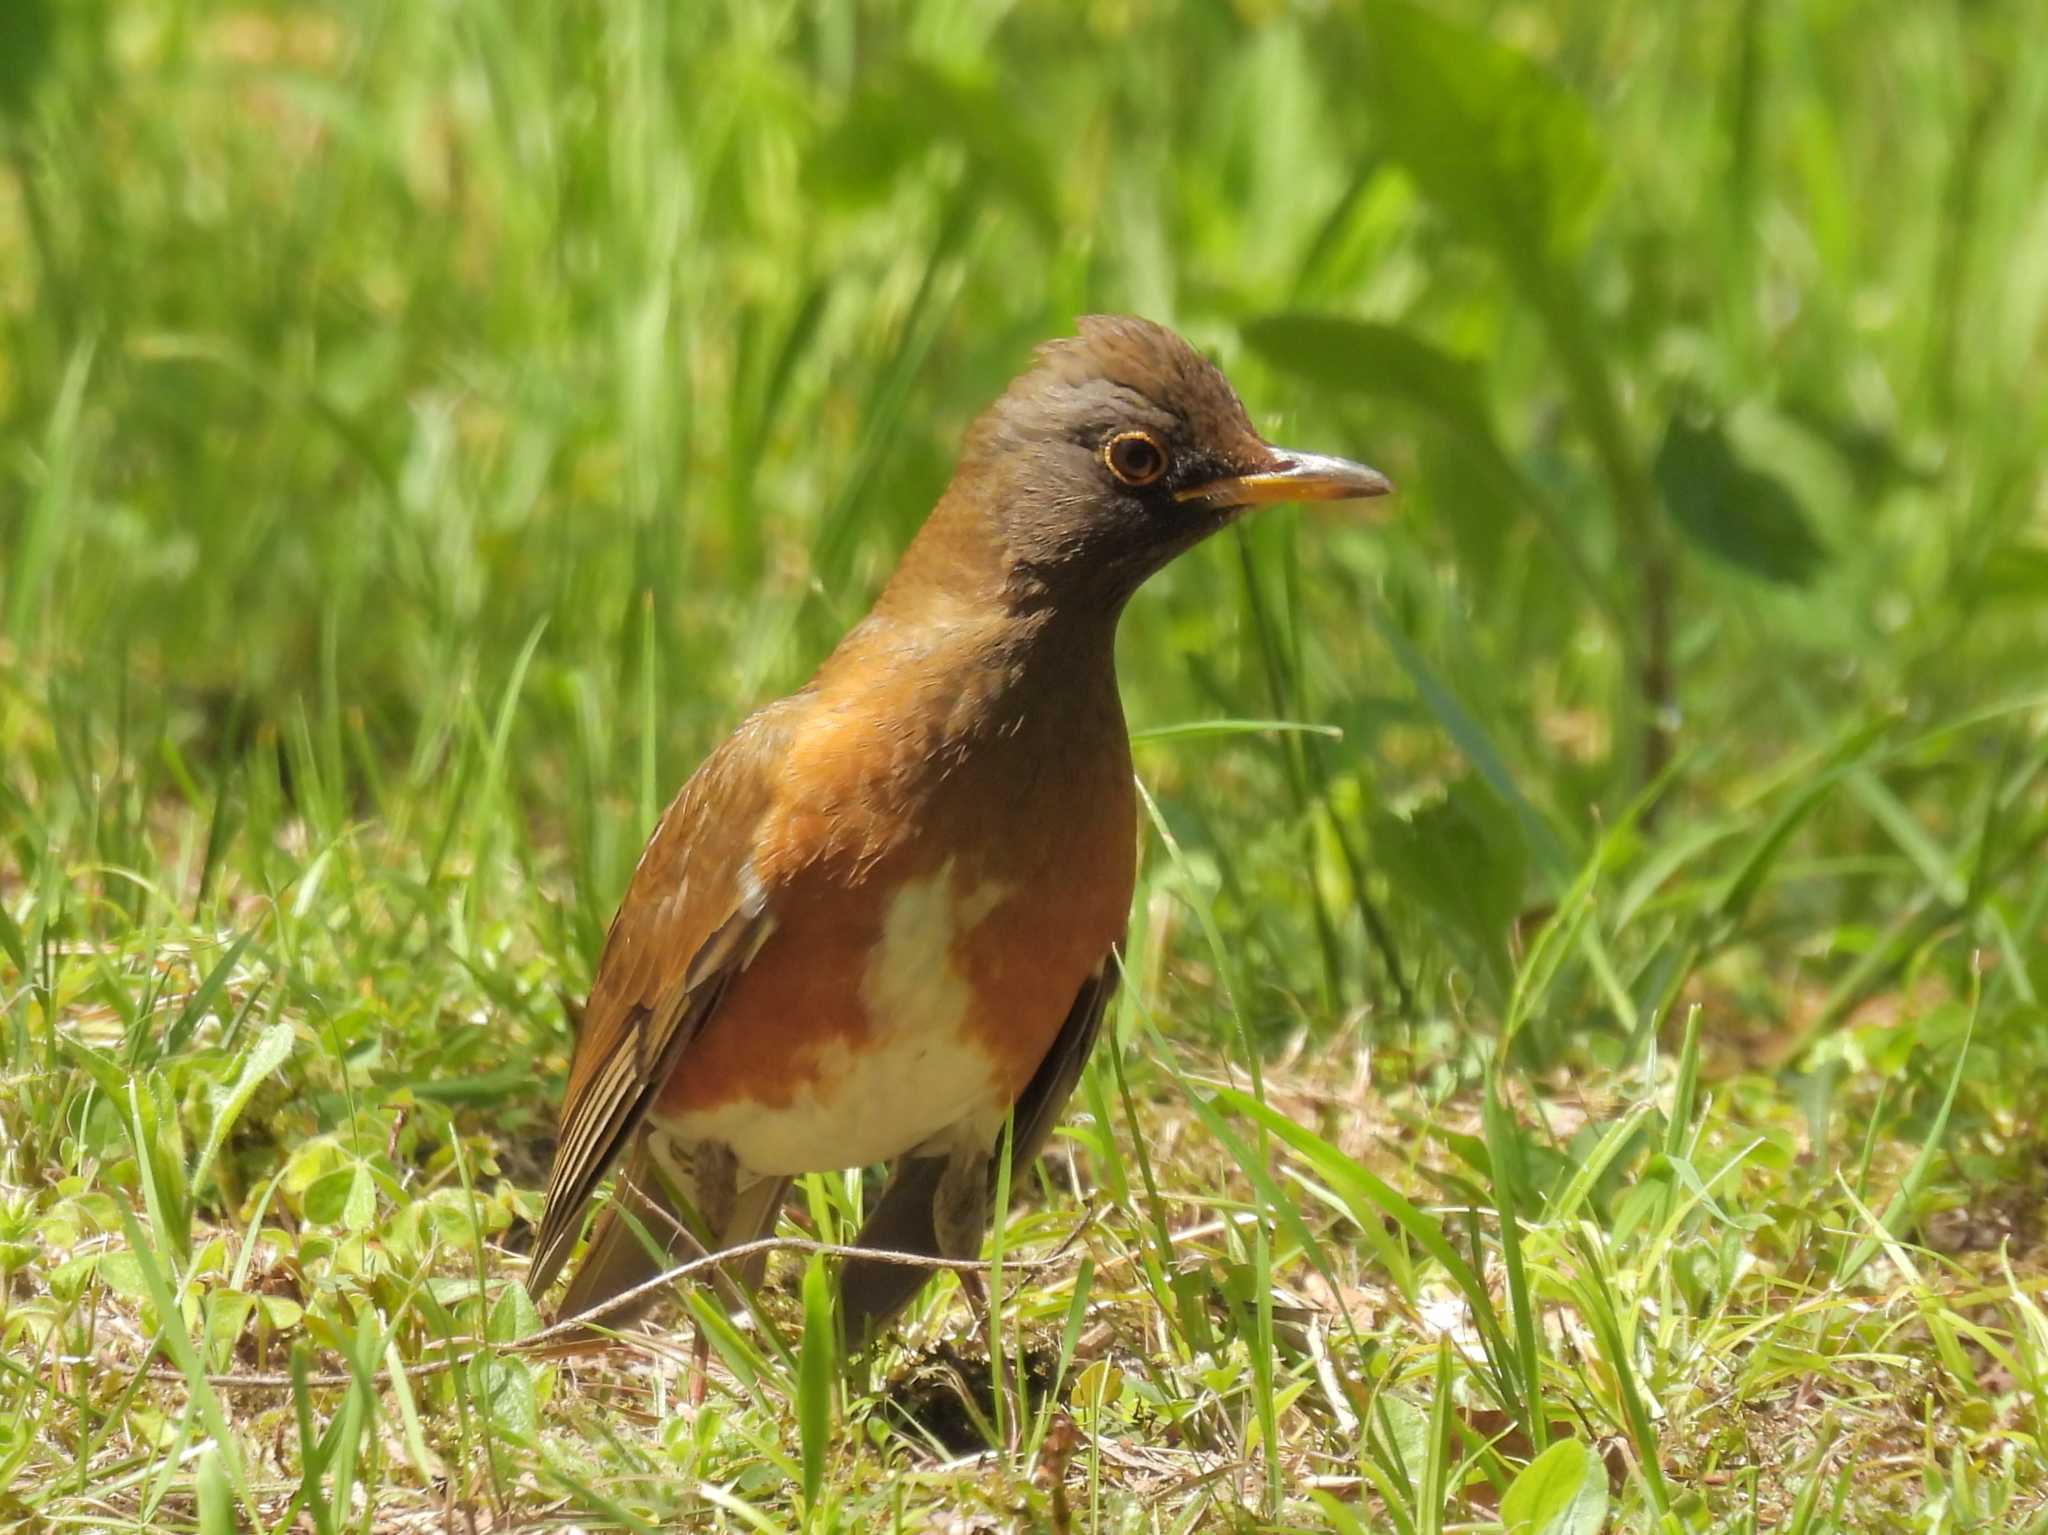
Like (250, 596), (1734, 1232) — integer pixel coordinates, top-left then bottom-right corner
(525, 709), (789, 1298)
(837, 947), (1121, 1337)
(1007, 946), (1120, 1170)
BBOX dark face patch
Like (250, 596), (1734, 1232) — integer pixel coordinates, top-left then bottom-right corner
(958, 316), (1282, 605)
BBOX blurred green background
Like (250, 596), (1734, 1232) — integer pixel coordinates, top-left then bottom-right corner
(6, 0), (2048, 1521)
(8, 0), (2048, 1175)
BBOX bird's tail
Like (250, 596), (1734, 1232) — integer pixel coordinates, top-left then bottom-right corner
(546, 1144), (787, 1328)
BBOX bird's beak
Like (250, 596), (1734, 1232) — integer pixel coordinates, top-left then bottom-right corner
(1175, 449), (1394, 512)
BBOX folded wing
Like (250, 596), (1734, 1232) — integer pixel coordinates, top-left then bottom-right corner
(525, 710), (789, 1298)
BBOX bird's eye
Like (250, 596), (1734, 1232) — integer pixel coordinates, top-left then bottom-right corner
(1103, 430), (1168, 487)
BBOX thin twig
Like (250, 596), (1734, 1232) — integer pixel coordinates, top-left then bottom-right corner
(140, 1237), (1059, 1391)
(134, 1202), (1265, 1392)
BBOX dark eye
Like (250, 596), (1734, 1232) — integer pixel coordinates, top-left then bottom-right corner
(1103, 430), (1168, 487)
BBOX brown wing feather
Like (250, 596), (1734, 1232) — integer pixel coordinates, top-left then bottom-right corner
(526, 706), (792, 1297)
(1007, 947), (1120, 1171)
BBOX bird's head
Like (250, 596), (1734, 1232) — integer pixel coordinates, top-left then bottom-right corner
(936, 314), (1391, 611)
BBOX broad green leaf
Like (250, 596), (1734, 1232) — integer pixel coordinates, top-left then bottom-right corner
(488, 1282), (542, 1344)
(1075, 1360), (1123, 1417)
(1414, 429), (1521, 598)
(93, 1250), (149, 1305)
(1501, 1437), (1608, 1534)
(1370, 778), (1527, 988)
(1656, 415), (1827, 585)
(469, 1353), (538, 1445)
(342, 1163), (376, 1231)
(303, 1165), (361, 1227)
(1358, 0), (1606, 266)
(191, 1019), (293, 1197)
(203, 1289), (258, 1370)
(1366, 604), (1571, 879)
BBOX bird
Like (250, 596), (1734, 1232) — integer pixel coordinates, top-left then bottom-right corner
(524, 314), (1390, 1350)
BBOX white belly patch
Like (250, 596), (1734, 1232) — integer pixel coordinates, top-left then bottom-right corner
(669, 859), (1013, 1175)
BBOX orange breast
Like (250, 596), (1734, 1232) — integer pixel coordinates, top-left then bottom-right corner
(654, 723), (1135, 1146)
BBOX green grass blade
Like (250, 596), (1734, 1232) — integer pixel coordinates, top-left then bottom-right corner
(798, 1253), (834, 1517)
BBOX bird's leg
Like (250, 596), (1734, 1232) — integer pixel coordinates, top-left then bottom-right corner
(689, 1328), (712, 1409)
(955, 1263), (996, 1409)
(932, 1147), (1004, 1400)
(957, 1267), (987, 1314)
(646, 1136), (738, 1410)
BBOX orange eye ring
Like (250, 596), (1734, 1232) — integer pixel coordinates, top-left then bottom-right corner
(1103, 430), (1168, 487)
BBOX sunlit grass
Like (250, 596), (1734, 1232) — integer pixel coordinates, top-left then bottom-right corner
(4, 0), (2048, 1529)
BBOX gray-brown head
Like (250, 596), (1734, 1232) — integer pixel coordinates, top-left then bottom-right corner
(906, 315), (1390, 614)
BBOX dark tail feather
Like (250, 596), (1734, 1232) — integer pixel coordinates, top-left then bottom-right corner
(839, 1154), (949, 1343)
(554, 1147), (699, 1328)
(551, 1156), (788, 1330)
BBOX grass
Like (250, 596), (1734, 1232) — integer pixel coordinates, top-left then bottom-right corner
(5, 0), (2048, 1528)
